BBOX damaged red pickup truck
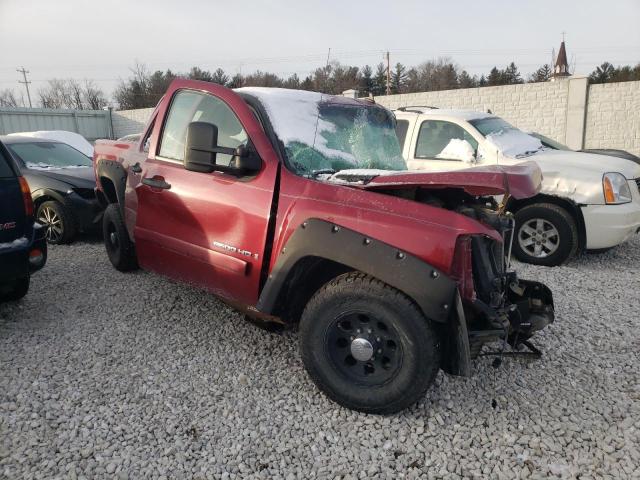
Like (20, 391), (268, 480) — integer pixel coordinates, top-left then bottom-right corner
(94, 79), (554, 413)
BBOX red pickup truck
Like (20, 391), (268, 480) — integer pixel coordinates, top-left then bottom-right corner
(94, 79), (554, 413)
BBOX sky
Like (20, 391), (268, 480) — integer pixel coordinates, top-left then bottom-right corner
(1, 0), (639, 105)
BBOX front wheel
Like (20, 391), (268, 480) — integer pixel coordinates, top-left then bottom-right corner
(299, 272), (440, 414)
(513, 203), (578, 267)
(102, 204), (138, 272)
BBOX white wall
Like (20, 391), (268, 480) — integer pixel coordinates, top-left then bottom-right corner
(112, 108), (154, 139)
(584, 81), (640, 156)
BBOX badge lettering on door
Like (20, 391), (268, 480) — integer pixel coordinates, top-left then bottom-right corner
(213, 241), (259, 260)
(0, 222), (16, 231)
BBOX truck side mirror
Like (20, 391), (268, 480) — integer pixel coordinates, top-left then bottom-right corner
(185, 121), (218, 173)
(185, 121), (262, 176)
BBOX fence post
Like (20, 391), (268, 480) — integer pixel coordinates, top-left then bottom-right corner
(564, 76), (589, 150)
(72, 111), (80, 133)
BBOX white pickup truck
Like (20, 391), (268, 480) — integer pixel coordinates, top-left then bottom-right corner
(394, 107), (640, 266)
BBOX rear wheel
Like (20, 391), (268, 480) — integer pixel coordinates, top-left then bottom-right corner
(0, 275), (30, 302)
(513, 203), (578, 266)
(299, 272), (440, 414)
(37, 201), (76, 244)
(102, 204), (138, 271)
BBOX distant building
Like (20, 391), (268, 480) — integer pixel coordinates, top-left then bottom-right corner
(552, 40), (571, 81)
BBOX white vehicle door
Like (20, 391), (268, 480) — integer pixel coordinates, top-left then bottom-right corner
(406, 119), (481, 172)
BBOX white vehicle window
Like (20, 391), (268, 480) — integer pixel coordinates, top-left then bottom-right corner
(415, 120), (478, 161)
(159, 90), (248, 167)
(395, 119), (410, 150)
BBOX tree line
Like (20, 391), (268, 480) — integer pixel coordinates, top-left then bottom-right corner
(1, 60), (639, 110)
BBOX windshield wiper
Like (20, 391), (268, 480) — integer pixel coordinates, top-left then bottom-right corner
(308, 168), (336, 178)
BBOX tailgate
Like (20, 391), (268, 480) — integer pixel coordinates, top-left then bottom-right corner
(0, 150), (26, 244)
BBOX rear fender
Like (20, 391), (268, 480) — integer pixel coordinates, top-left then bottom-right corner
(257, 218), (457, 323)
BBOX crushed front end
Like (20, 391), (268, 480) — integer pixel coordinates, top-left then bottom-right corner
(445, 202), (555, 375)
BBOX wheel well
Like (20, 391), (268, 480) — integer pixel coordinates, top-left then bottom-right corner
(507, 193), (586, 251)
(33, 194), (56, 210)
(271, 256), (353, 324)
(99, 177), (118, 204)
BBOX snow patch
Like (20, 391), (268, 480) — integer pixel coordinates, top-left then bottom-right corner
(0, 237), (28, 250)
(436, 139), (476, 163)
(236, 88), (354, 162)
(484, 129), (543, 158)
(8, 131), (94, 158)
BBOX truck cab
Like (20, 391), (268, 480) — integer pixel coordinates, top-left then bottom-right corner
(94, 80), (554, 413)
(395, 107), (640, 266)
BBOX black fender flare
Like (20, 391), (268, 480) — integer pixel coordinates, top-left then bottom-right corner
(95, 159), (128, 213)
(257, 218), (457, 323)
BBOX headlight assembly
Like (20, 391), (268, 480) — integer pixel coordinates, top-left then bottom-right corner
(603, 172), (632, 204)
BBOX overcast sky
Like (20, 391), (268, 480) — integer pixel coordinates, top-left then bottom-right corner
(1, 0), (639, 104)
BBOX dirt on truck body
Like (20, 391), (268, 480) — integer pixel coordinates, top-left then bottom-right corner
(94, 79), (554, 413)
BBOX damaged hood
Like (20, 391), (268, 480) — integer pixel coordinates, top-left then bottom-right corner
(330, 161), (542, 199)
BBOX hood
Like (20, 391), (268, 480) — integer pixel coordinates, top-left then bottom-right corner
(529, 150), (640, 179)
(330, 162), (542, 199)
(25, 166), (96, 188)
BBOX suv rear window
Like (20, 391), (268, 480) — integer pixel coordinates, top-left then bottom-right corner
(0, 146), (15, 178)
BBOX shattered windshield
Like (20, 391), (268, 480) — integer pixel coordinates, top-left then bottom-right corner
(237, 88), (406, 176)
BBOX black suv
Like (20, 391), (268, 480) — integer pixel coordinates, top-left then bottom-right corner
(0, 139), (47, 301)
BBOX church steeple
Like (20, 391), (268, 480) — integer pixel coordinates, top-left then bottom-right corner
(552, 35), (571, 80)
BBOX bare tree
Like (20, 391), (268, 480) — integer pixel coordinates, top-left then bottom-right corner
(38, 79), (107, 109)
(0, 89), (19, 107)
(83, 80), (107, 109)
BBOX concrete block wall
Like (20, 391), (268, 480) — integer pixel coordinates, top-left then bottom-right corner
(584, 81), (640, 156)
(112, 108), (155, 139)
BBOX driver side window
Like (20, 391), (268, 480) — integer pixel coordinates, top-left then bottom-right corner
(159, 90), (248, 167)
(415, 120), (478, 161)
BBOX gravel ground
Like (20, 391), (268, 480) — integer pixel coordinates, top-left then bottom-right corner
(1, 235), (639, 479)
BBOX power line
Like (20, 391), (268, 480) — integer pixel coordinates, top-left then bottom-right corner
(16, 67), (32, 108)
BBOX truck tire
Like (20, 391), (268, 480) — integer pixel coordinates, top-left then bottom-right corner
(37, 200), (76, 245)
(299, 272), (440, 414)
(513, 203), (578, 267)
(0, 275), (30, 302)
(102, 204), (138, 272)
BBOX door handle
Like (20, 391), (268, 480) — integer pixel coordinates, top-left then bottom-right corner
(130, 162), (142, 173)
(142, 176), (171, 190)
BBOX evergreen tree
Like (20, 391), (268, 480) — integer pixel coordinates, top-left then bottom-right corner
(458, 70), (477, 89)
(211, 68), (229, 86)
(487, 67), (504, 86)
(504, 62), (523, 84)
(300, 76), (314, 91)
(391, 63), (407, 94)
(529, 64), (552, 83)
(283, 74), (301, 89)
(188, 67), (214, 82)
(227, 73), (243, 89)
(589, 62), (616, 83)
(359, 65), (374, 96)
(373, 63), (387, 96)
(478, 75), (487, 87)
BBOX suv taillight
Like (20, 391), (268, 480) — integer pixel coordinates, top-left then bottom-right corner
(18, 176), (34, 217)
(450, 235), (476, 302)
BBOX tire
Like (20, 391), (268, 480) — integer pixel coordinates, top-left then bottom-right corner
(0, 275), (30, 302)
(36, 201), (76, 244)
(299, 272), (440, 414)
(102, 204), (138, 272)
(513, 203), (578, 267)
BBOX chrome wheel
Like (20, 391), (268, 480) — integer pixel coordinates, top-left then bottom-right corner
(38, 206), (64, 243)
(518, 218), (560, 258)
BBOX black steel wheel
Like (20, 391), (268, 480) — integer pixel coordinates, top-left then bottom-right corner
(300, 272), (440, 414)
(325, 312), (403, 386)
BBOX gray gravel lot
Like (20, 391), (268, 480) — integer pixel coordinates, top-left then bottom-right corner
(1, 236), (639, 479)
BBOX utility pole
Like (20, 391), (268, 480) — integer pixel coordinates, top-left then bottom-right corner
(17, 67), (32, 108)
(385, 51), (391, 95)
(326, 48), (331, 68)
